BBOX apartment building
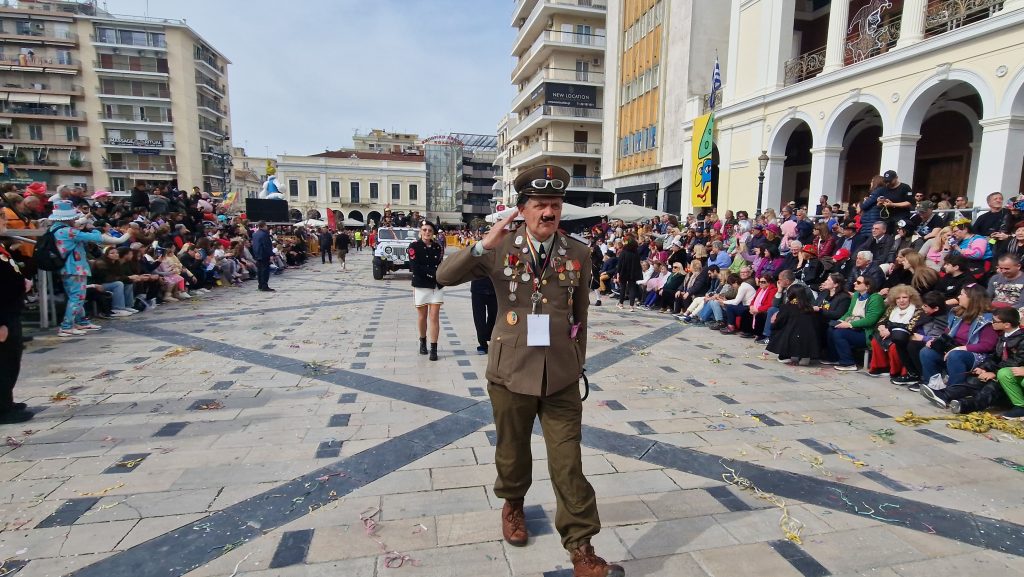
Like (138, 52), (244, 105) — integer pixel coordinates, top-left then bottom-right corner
(600, 0), (729, 214)
(0, 0), (231, 193)
(502, 0), (610, 208)
(275, 148), (426, 227)
(694, 0), (1024, 214)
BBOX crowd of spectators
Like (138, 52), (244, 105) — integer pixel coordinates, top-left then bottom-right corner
(589, 171), (1024, 419)
(0, 181), (311, 338)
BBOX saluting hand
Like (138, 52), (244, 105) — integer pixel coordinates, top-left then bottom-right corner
(481, 209), (520, 251)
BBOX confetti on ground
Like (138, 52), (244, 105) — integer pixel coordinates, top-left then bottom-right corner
(827, 442), (868, 468)
(162, 346), (198, 359)
(798, 451), (834, 478)
(77, 481), (125, 496)
(895, 410), (1024, 440)
(721, 459), (804, 544)
(829, 488), (908, 524)
(196, 401), (224, 410)
(4, 437), (22, 448)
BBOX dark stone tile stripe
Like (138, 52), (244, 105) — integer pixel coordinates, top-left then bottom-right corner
(603, 400), (626, 411)
(269, 529), (314, 568)
(524, 504), (554, 536)
(861, 470), (912, 492)
(485, 430), (498, 446)
(315, 440), (341, 459)
(858, 407), (892, 419)
(128, 294), (406, 325)
(628, 421), (656, 435)
(328, 414), (350, 427)
(917, 429), (959, 444)
(468, 387), (485, 397)
(211, 381), (234, 391)
(750, 413), (784, 427)
(68, 409), (489, 577)
(35, 497), (100, 528)
(797, 438), (832, 455)
(338, 393), (358, 404)
(661, 366), (678, 373)
(769, 539), (832, 577)
(153, 422), (188, 437)
(586, 323), (681, 373)
(705, 485), (752, 512)
(102, 453), (150, 474)
(714, 394), (739, 405)
(686, 378), (706, 388)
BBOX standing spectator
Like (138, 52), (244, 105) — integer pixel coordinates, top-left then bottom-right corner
(471, 277), (497, 354)
(335, 228), (351, 271)
(616, 239), (643, 311)
(318, 228), (334, 264)
(252, 221), (274, 292)
(48, 200), (124, 337)
(353, 228), (363, 251)
(0, 210), (32, 423)
(130, 181), (150, 212)
(409, 220), (445, 361)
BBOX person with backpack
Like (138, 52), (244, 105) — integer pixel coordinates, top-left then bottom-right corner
(45, 200), (127, 337)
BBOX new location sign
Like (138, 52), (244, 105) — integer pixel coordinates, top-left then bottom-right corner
(544, 83), (597, 108)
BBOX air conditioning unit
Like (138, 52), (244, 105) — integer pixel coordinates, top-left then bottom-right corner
(593, 57), (601, 66)
(546, 18), (554, 27)
(535, 128), (543, 136)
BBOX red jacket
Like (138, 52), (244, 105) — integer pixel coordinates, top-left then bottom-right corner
(750, 284), (778, 313)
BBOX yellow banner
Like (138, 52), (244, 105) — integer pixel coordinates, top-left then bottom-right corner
(691, 113), (714, 208)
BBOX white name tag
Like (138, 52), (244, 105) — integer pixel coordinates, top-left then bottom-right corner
(527, 314), (551, 347)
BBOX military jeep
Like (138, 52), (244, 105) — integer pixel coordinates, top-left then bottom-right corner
(372, 227), (420, 280)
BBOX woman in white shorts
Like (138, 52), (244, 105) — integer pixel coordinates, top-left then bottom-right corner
(408, 221), (445, 360)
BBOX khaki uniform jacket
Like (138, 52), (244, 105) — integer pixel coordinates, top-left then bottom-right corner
(437, 227), (591, 397)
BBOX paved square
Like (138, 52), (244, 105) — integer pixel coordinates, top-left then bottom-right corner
(5, 250), (1024, 577)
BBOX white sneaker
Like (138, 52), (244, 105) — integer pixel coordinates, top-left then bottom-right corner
(74, 323), (102, 331)
(118, 308), (137, 315)
(58, 328), (87, 337)
(178, 292), (192, 299)
(110, 310), (132, 317)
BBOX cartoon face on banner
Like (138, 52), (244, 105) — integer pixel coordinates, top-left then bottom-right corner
(693, 159), (713, 205)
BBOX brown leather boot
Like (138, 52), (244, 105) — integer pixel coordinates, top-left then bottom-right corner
(501, 499), (528, 546)
(570, 543), (625, 577)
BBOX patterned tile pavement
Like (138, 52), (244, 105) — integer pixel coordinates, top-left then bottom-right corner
(4, 249), (1024, 576)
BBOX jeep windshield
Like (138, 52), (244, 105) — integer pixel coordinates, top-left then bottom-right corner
(378, 229), (419, 241)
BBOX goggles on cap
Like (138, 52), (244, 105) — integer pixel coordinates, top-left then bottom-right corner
(530, 178), (566, 191)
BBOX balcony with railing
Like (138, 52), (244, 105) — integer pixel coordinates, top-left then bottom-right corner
(924, 0), (1007, 37)
(0, 134), (85, 147)
(90, 32), (166, 49)
(569, 176), (603, 189)
(1, 78), (82, 95)
(97, 83), (171, 100)
(512, 29), (607, 82)
(194, 53), (225, 75)
(106, 159), (177, 172)
(845, 13), (901, 64)
(783, 46), (826, 86)
(93, 60), (168, 76)
(99, 110), (172, 123)
(511, 0), (609, 54)
(196, 96), (225, 116)
(508, 104), (603, 140)
(101, 137), (173, 149)
(0, 53), (78, 70)
(0, 104), (84, 119)
(10, 158), (90, 171)
(509, 139), (602, 167)
(196, 77), (225, 96)
(0, 26), (78, 45)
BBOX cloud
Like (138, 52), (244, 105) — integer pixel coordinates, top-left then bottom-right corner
(101, 0), (515, 156)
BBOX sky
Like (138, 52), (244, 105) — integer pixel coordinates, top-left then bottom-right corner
(101, 0), (517, 158)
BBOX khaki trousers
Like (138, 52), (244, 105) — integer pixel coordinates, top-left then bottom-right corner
(487, 381), (600, 550)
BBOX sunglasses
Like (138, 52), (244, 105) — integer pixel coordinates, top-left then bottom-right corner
(530, 178), (566, 191)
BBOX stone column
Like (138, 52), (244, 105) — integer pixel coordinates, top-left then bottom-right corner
(972, 116), (1024, 205)
(897, 0), (928, 49)
(763, 155), (788, 213)
(809, 147), (844, 201)
(878, 133), (921, 185)
(822, 0), (851, 74)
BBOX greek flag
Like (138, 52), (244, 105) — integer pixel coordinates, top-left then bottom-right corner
(709, 57), (722, 109)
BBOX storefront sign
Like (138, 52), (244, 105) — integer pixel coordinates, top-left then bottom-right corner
(544, 83), (596, 109)
(108, 138), (164, 147)
(131, 149), (162, 156)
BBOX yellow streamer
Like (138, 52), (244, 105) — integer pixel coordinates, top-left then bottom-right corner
(894, 410), (1024, 439)
(721, 460), (804, 544)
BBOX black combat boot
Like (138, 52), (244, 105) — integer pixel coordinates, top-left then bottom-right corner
(419, 337), (428, 355)
(429, 343), (438, 361)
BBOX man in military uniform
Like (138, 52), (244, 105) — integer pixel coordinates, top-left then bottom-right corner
(437, 166), (624, 577)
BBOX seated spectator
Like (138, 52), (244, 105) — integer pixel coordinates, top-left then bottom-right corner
(707, 271), (757, 333)
(999, 223), (1024, 262)
(813, 273), (851, 343)
(678, 266), (723, 322)
(658, 261), (688, 313)
(89, 247), (137, 317)
(949, 307), (1024, 416)
(692, 270), (739, 327)
(845, 251), (886, 292)
(598, 250), (617, 294)
(987, 254), (1024, 310)
(883, 249), (938, 296)
(868, 285), (923, 378)
(858, 221), (896, 264)
(813, 221), (836, 259)
(767, 284), (820, 365)
(919, 226), (952, 271)
(934, 252), (972, 308)
(794, 245), (825, 289)
(825, 275), (885, 371)
(918, 284), (996, 408)
(949, 218), (993, 281)
(708, 241), (731, 269)
(891, 291), (949, 388)
(738, 272), (777, 339)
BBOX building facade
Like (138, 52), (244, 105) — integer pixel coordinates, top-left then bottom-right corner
(274, 149), (426, 228)
(501, 0), (610, 208)
(600, 0), (729, 214)
(0, 0), (231, 193)
(690, 0), (1024, 216)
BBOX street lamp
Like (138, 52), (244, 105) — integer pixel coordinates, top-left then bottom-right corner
(756, 150), (769, 217)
